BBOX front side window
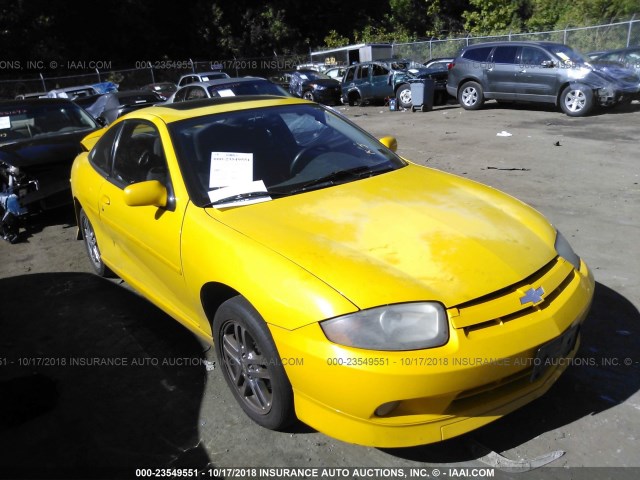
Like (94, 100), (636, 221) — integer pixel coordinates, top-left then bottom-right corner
(372, 64), (389, 76)
(112, 121), (168, 186)
(173, 88), (188, 103)
(520, 47), (551, 66)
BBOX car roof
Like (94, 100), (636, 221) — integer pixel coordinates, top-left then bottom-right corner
(463, 41), (565, 49)
(180, 77), (270, 88)
(180, 71), (226, 78)
(131, 95), (308, 124)
(0, 98), (77, 107)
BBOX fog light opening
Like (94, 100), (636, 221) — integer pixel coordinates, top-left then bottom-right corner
(375, 401), (401, 417)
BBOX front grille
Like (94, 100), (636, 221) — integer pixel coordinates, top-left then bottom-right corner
(448, 256), (574, 331)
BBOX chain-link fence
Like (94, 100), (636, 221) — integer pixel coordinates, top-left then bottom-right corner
(0, 54), (308, 99)
(392, 17), (640, 62)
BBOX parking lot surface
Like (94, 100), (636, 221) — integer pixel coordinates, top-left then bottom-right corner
(1, 100), (639, 479)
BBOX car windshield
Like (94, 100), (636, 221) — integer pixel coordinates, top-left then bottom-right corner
(0, 102), (97, 145)
(169, 103), (406, 207)
(206, 81), (289, 98)
(548, 45), (588, 66)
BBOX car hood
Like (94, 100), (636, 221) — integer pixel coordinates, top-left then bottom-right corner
(303, 79), (340, 88)
(207, 165), (557, 310)
(0, 130), (92, 169)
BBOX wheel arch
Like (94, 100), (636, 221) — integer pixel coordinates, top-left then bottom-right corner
(73, 197), (84, 240)
(394, 82), (410, 95)
(200, 281), (242, 329)
(457, 76), (483, 96)
(347, 88), (362, 101)
(555, 81), (572, 106)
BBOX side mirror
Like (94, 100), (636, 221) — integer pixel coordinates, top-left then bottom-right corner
(541, 60), (556, 68)
(379, 135), (398, 152)
(124, 180), (167, 207)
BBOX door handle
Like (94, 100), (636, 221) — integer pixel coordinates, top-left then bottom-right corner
(101, 195), (111, 205)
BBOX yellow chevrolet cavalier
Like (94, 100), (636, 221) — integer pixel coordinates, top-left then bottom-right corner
(70, 96), (594, 447)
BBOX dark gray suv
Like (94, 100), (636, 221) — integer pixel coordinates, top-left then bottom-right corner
(447, 41), (640, 116)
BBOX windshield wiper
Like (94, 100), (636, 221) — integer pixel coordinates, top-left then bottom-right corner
(287, 165), (395, 194)
(204, 190), (288, 207)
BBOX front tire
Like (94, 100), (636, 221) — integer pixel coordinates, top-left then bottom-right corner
(79, 207), (112, 277)
(396, 84), (412, 109)
(560, 84), (594, 116)
(458, 81), (484, 110)
(302, 90), (315, 101)
(213, 296), (295, 430)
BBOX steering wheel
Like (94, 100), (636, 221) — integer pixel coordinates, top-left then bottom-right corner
(137, 150), (151, 168)
(290, 145), (329, 175)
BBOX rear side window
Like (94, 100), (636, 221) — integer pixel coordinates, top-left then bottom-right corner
(462, 46), (493, 62)
(492, 46), (518, 64)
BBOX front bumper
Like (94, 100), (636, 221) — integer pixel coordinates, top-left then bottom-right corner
(269, 258), (594, 447)
(312, 88), (342, 106)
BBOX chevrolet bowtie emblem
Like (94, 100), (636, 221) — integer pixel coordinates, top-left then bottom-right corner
(520, 287), (545, 305)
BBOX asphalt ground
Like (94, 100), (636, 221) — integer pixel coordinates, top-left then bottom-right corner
(0, 99), (639, 480)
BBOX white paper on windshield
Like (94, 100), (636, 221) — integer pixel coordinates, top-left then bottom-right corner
(556, 52), (570, 62)
(0, 116), (10, 129)
(209, 151), (253, 188)
(207, 180), (270, 207)
(217, 89), (235, 97)
(299, 74), (308, 80)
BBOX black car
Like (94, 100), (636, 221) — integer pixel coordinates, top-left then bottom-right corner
(85, 90), (163, 125)
(0, 99), (99, 242)
(289, 70), (342, 105)
(141, 82), (178, 101)
(590, 46), (640, 76)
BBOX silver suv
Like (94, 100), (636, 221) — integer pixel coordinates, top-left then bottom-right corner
(447, 41), (640, 116)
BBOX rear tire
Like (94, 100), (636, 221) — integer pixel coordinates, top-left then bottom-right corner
(302, 90), (315, 101)
(458, 81), (484, 110)
(79, 207), (113, 277)
(213, 296), (295, 430)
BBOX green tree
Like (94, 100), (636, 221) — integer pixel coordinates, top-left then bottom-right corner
(462, 0), (528, 34)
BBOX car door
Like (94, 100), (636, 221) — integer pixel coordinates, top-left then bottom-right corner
(97, 119), (196, 328)
(516, 46), (559, 102)
(370, 63), (394, 100)
(485, 45), (519, 99)
(356, 64), (372, 100)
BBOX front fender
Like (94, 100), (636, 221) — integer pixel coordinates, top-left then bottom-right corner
(181, 205), (358, 332)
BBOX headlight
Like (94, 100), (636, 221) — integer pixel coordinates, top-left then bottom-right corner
(555, 230), (581, 270)
(320, 303), (449, 351)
